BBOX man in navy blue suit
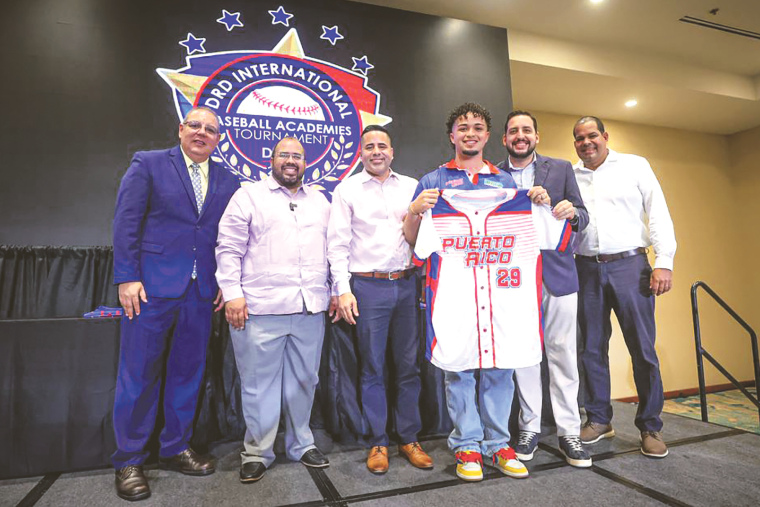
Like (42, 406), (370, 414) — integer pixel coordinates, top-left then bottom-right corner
(496, 110), (591, 468)
(111, 106), (239, 501)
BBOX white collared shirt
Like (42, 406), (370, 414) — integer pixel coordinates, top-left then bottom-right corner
(327, 168), (418, 295)
(573, 149), (676, 270)
(180, 148), (209, 200)
(507, 153), (536, 190)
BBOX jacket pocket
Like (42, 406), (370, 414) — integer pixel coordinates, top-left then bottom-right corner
(141, 242), (164, 254)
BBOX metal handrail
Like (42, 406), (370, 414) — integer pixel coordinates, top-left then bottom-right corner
(690, 281), (760, 425)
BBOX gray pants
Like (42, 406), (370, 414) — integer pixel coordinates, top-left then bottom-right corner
(230, 312), (325, 467)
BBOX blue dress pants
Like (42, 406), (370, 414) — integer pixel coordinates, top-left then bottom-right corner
(352, 275), (423, 446)
(112, 281), (213, 468)
(576, 253), (664, 432)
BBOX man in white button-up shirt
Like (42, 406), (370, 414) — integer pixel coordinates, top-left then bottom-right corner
(572, 116), (676, 459)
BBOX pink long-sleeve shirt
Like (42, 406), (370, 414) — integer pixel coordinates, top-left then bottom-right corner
(326, 169), (418, 296)
(215, 177), (331, 315)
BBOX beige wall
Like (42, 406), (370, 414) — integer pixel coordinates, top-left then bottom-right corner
(728, 125), (760, 302)
(519, 110), (759, 398)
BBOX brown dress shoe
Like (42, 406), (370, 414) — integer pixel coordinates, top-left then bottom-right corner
(399, 442), (433, 469)
(159, 448), (216, 476)
(580, 421), (615, 444)
(641, 431), (669, 458)
(115, 465), (150, 501)
(367, 446), (389, 474)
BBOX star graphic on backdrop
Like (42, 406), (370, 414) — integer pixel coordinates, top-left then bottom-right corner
(269, 6), (294, 26)
(179, 33), (206, 55)
(160, 29), (392, 129)
(320, 25), (344, 46)
(351, 56), (374, 75)
(216, 10), (243, 31)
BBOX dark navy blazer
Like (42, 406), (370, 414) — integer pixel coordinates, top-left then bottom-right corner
(113, 145), (239, 300)
(498, 154), (588, 296)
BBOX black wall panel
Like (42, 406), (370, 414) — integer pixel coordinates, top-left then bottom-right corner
(0, 0), (511, 246)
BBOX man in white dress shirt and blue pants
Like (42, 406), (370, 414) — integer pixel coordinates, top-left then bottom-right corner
(572, 116), (676, 459)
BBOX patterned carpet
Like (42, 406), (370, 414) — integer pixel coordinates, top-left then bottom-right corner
(663, 387), (760, 434)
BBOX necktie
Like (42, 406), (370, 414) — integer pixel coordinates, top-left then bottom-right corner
(190, 163), (204, 214)
(190, 163), (204, 279)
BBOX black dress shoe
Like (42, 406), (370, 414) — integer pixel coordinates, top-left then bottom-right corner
(300, 448), (329, 468)
(159, 448), (216, 476)
(240, 461), (266, 483)
(115, 465), (151, 501)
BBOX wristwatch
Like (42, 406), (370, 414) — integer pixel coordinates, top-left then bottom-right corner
(568, 208), (579, 226)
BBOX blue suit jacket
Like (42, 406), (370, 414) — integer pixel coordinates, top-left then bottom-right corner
(113, 146), (240, 300)
(497, 154), (588, 296)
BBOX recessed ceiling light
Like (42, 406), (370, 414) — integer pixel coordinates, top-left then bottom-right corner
(590, 0), (605, 4)
(625, 99), (638, 108)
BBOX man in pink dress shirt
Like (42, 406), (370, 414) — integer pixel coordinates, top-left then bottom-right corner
(327, 125), (432, 474)
(215, 137), (338, 483)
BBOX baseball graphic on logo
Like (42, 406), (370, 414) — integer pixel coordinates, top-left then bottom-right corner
(237, 85), (325, 121)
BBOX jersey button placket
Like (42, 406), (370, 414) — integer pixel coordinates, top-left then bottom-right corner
(476, 216), (490, 354)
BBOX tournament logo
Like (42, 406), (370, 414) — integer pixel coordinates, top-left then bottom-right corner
(157, 6), (391, 196)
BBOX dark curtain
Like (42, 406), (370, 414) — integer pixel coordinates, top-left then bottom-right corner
(0, 246), (118, 319)
(1, 246), (450, 478)
(0, 318), (120, 478)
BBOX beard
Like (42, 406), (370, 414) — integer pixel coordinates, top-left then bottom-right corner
(461, 148), (480, 157)
(272, 164), (302, 188)
(506, 142), (535, 161)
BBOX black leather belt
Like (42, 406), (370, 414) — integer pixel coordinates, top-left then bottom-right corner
(352, 268), (416, 280)
(577, 247), (648, 263)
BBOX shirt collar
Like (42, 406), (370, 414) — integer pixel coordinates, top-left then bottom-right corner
(358, 167), (398, 184)
(507, 152), (536, 171)
(266, 174), (307, 196)
(576, 149), (616, 171)
(443, 159), (500, 174)
(180, 147), (209, 177)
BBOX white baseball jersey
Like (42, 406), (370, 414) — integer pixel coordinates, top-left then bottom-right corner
(413, 188), (572, 372)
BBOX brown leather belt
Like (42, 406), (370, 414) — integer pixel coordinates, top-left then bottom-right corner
(576, 247), (648, 263)
(352, 268), (416, 280)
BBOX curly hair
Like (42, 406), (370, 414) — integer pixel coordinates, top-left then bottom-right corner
(445, 102), (492, 136)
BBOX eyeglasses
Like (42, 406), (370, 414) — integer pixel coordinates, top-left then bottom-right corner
(183, 120), (219, 136)
(276, 152), (304, 161)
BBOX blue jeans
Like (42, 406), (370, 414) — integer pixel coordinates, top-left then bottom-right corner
(444, 368), (515, 457)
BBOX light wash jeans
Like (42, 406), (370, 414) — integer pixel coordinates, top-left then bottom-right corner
(444, 368), (515, 458)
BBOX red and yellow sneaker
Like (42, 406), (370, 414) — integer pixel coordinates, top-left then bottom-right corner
(455, 450), (483, 482)
(489, 447), (529, 479)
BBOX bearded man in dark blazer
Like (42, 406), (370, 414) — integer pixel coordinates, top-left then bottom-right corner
(496, 110), (591, 468)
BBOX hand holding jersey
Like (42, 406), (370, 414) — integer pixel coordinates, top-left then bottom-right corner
(413, 188), (571, 371)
